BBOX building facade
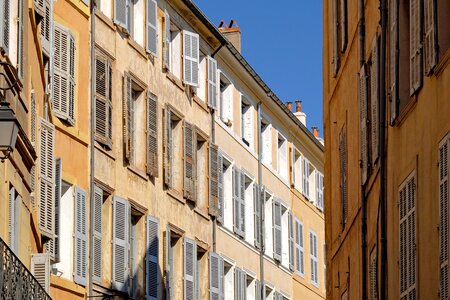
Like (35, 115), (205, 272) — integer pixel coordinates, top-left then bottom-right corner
(323, 0), (450, 299)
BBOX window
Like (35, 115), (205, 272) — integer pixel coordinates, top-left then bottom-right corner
(277, 133), (288, 180)
(339, 125), (347, 228)
(219, 154), (233, 229)
(183, 30), (200, 87)
(112, 196), (130, 292)
(359, 63), (369, 184)
(243, 173), (255, 245)
(279, 204), (293, 269)
(369, 36), (380, 166)
(399, 173), (416, 299)
(332, 0), (348, 76)
(45, 158), (62, 263)
(146, 216), (160, 300)
(196, 54), (207, 101)
(234, 268), (246, 300)
(95, 51), (113, 147)
(194, 129), (208, 209)
(261, 119), (272, 166)
(8, 185), (20, 255)
(439, 137), (450, 297)
(232, 167), (246, 238)
(168, 23), (182, 78)
(219, 72), (233, 126)
(301, 157), (310, 198)
(223, 260), (234, 300)
(241, 95), (254, 149)
(129, 212), (145, 299)
(264, 284), (274, 300)
(292, 147), (301, 189)
(316, 172), (324, 211)
(310, 230), (318, 287)
(184, 237), (197, 300)
(295, 219), (305, 276)
(196, 247), (208, 300)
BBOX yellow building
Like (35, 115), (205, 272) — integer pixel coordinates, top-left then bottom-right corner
(323, 0), (450, 299)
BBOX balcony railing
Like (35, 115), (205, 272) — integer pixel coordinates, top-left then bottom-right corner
(0, 238), (52, 300)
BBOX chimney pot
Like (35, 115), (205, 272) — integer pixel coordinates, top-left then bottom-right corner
(312, 127), (319, 138)
(295, 101), (302, 113)
(286, 102), (292, 112)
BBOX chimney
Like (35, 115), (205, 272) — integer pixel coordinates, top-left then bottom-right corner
(312, 127), (319, 138)
(218, 19), (242, 53)
(293, 100), (307, 126)
(286, 102), (292, 112)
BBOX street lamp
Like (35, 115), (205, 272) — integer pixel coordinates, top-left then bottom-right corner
(0, 61), (20, 162)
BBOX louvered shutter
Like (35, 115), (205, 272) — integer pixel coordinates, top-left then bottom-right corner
(54, 158), (62, 262)
(302, 158), (310, 198)
(31, 253), (50, 292)
(147, 216), (159, 300)
(233, 166), (241, 235)
(184, 238), (196, 300)
(340, 0), (348, 53)
(95, 53), (113, 147)
(114, 0), (127, 28)
(273, 199), (282, 261)
(207, 56), (218, 109)
(291, 147), (295, 187)
(210, 252), (223, 300)
(288, 211), (294, 271)
(163, 10), (170, 70)
(316, 173), (324, 211)
(371, 37), (380, 165)
(389, 0), (399, 124)
(112, 196), (130, 292)
(123, 75), (132, 163)
(93, 186), (103, 283)
(165, 227), (174, 299)
(369, 249), (377, 300)
(255, 279), (261, 300)
(0, 0), (10, 53)
(163, 105), (173, 188)
(146, 0), (157, 55)
(18, 0), (24, 79)
(295, 220), (304, 275)
(8, 186), (18, 253)
(218, 151), (224, 223)
(359, 64), (368, 184)
(424, 0), (437, 75)
(410, 0), (423, 95)
(40, 0), (51, 57)
(241, 270), (247, 300)
(310, 232), (315, 284)
(239, 171), (246, 237)
(184, 122), (195, 201)
(332, 0), (339, 77)
(147, 92), (158, 177)
(38, 118), (55, 239)
(339, 126), (347, 227)
(209, 144), (219, 216)
(183, 30), (199, 86)
(440, 140), (449, 300)
(34, 0), (45, 17)
(234, 269), (240, 300)
(74, 187), (88, 285)
(254, 183), (261, 249)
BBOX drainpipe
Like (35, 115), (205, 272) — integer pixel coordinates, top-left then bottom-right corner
(257, 101), (265, 296)
(379, 0), (388, 298)
(88, 0), (96, 297)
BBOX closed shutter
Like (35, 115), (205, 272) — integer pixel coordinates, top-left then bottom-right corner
(207, 56), (218, 109)
(359, 64), (368, 184)
(399, 175), (416, 299)
(163, 10), (171, 70)
(112, 196), (130, 292)
(424, 0), (437, 75)
(254, 183), (261, 249)
(209, 144), (219, 216)
(332, 0), (339, 77)
(233, 166), (241, 235)
(288, 211), (294, 271)
(295, 219), (304, 275)
(31, 253), (50, 292)
(410, 0), (423, 95)
(53, 23), (75, 125)
(123, 75), (133, 163)
(184, 122), (196, 201)
(339, 125), (347, 227)
(218, 151), (224, 223)
(234, 269), (240, 300)
(95, 53), (113, 147)
(440, 140), (449, 300)
(239, 171), (246, 236)
(74, 187), (87, 286)
(93, 186), (103, 283)
(369, 248), (377, 300)
(210, 252), (223, 300)
(389, 0), (399, 124)
(114, 0), (127, 28)
(147, 92), (159, 177)
(54, 158), (62, 262)
(18, 0), (24, 79)
(183, 30), (199, 86)
(273, 199), (282, 262)
(147, 216), (159, 300)
(371, 36), (380, 165)
(184, 238), (196, 300)
(255, 279), (261, 300)
(0, 0), (10, 53)
(38, 118), (55, 239)
(8, 186), (18, 253)
(163, 105), (173, 188)
(146, 0), (157, 55)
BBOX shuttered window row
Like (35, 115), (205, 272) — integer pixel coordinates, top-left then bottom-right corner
(439, 139), (449, 300)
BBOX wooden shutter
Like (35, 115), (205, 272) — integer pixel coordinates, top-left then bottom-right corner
(254, 183), (261, 249)
(112, 196), (130, 292)
(31, 253), (50, 292)
(18, 0), (24, 79)
(184, 122), (196, 201)
(163, 105), (173, 188)
(339, 125), (347, 227)
(93, 186), (103, 283)
(239, 171), (246, 237)
(147, 215), (159, 300)
(440, 140), (449, 299)
(209, 143), (219, 216)
(74, 187), (88, 286)
(184, 237), (196, 300)
(288, 210), (294, 271)
(95, 53), (113, 147)
(164, 227), (174, 299)
(291, 147), (295, 187)
(273, 199), (282, 262)
(183, 30), (199, 86)
(255, 279), (261, 300)
(54, 158), (62, 262)
(371, 36), (380, 165)
(310, 231), (318, 285)
(0, 0), (10, 53)
(40, 0), (51, 56)
(233, 166), (241, 235)
(302, 157), (310, 198)
(8, 186), (18, 253)
(424, 0), (437, 75)
(218, 151), (224, 223)
(234, 269), (240, 300)
(359, 64), (369, 184)
(389, 0), (399, 124)
(332, 0), (339, 77)
(340, 0), (348, 52)
(38, 118), (55, 239)
(207, 56), (218, 109)
(369, 248), (377, 300)
(399, 175), (416, 299)
(410, 0), (423, 95)
(147, 92), (159, 177)
(163, 10), (171, 70)
(210, 252), (223, 300)
(316, 172), (324, 211)
(295, 219), (304, 275)
(123, 74), (132, 163)
(114, 0), (127, 28)
(146, 0), (157, 55)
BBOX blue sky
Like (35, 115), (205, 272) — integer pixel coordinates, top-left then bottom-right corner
(193, 0), (323, 136)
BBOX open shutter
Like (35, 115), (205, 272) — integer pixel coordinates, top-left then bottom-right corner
(74, 187), (88, 286)
(165, 227), (174, 299)
(410, 0), (423, 95)
(302, 157), (310, 198)
(184, 122), (195, 201)
(254, 183), (261, 249)
(288, 211), (294, 271)
(183, 30), (199, 86)
(31, 253), (50, 292)
(40, 0), (51, 57)
(273, 199), (282, 262)
(163, 105), (173, 188)
(184, 238), (196, 300)
(95, 54), (113, 147)
(359, 64), (368, 184)
(310, 232), (315, 284)
(371, 36), (380, 165)
(112, 196), (129, 292)
(291, 147), (295, 187)
(369, 249), (377, 300)
(18, 0), (24, 78)
(163, 10), (171, 70)
(233, 166), (241, 235)
(340, 0), (348, 52)
(123, 74), (132, 163)
(440, 140), (449, 299)
(146, 0), (157, 55)
(424, 0), (437, 75)
(234, 269), (240, 300)
(339, 126), (347, 227)
(93, 186), (103, 283)
(389, 0), (399, 124)
(218, 151), (224, 223)
(147, 216), (159, 300)
(114, 0), (127, 28)
(332, 0), (339, 76)
(255, 279), (261, 300)
(147, 92), (159, 177)
(209, 143), (219, 216)
(8, 186), (18, 253)
(54, 158), (62, 262)
(68, 33), (75, 123)
(207, 56), (218, 109)
(295, 220), (304, 275)
(210, 252), (223, 300)
(239, 171), (246, 237)
(0, 0), (10, 53)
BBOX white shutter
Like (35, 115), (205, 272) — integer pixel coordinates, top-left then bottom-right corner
(165, 227), (174, 299)
(207, 56), (218, 109)
(273, 199), (282, 261)
(218, 151), (224, 223)
(147, 215), (159, 300)
(310, 231), (318, 286)
(93, 185), (103, 283)
(0, 0), (10, 54)
(410, 0), (422, 95)
(163, 10), (171, 70)
(8, 186), (19, 254)
(239, 171), (246, 237)
(53, 157), (62, 262)
(316, 172), (324, 211)
(114, 0), (127, 28)
(233, 166), (241, 235)
(31, 253), (50, 292)
(440, 140), (449, 300)
(40, 0), (51, 57)
(146, 0), (157, 55)
(424, 0), (437, 75)
(184, 237), (196, 300)
(291, 147), (295, 187)
(183, 30), (199, 86)
(210, 252), (223, 300)
(389, 0), (398, 124)
(74, 186), (88, 286)
(209, 144), (219, 216)
(255, 279), (261, 300)
(359, 64), (368, 184)
(295, 219), (304, 276)
(112, 196), (130, 292)
(288, 210), (294, 271)
(18, 0), (25, 78)
(302, 158), (310, 198)
(254, 183), (261, 249)
(370, 37), (379, 165)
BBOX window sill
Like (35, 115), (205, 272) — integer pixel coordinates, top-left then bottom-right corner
(392, 93), (418, 127)
(194, 207), (210, 221)
(53, 117), (89, 146)
(218, 225), (260, 255)
(95, 10), (115, 32)
(166, 71), (185, 92)
(167, 188), (185, 205)
(127, 38), (148, 60)
(434, 48), (450, 77)
(95, 142), (116, 160)
(215, 116), (258, 159)
(192, 94), (209, 113)
(262, 161), (291, 190)
(127, 165), (148, 181)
